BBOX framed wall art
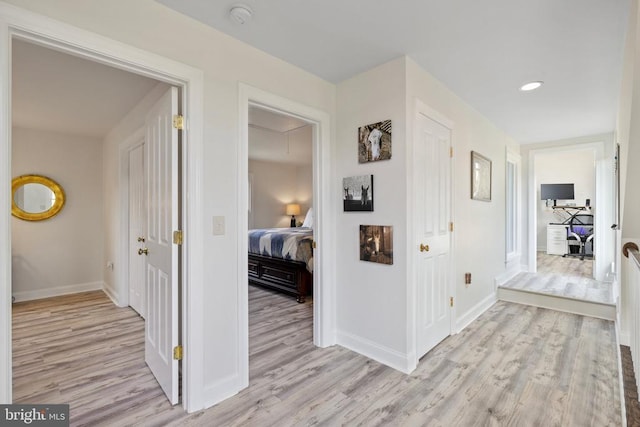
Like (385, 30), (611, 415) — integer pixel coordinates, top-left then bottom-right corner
(358, 120), (392, 163)
(471, 150), (492, 201)
(359, 225), (393, 265)
(343, 175), (374, 212)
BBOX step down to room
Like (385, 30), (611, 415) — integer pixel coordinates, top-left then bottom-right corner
(497, 272), (616, 320)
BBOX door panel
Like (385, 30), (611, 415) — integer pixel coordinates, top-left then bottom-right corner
(415, 111), (452, 359)
(144, 87), (179, 405)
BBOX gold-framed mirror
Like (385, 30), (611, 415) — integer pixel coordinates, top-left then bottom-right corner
(11, 175), (66, 221)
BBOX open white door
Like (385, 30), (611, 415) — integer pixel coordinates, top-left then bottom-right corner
(143, 87), (180, 404)
(415, 109), (453, 359)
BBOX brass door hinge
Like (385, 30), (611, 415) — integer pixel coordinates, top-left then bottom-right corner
(173, 115), (184, 130)
(312, 241), (317, 249)
(450, 297), (454, 307)
(173, 230), (183, 245)
(450, 146), (453, 158)
(173, 345), (183, 361)
(449, 222), (454, 232)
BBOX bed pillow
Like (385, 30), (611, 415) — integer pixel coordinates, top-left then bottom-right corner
(302, 208), (313, 229)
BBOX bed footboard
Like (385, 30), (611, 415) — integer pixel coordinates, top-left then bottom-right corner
(248, 254), (312, 303)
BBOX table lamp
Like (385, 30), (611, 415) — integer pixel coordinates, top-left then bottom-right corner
(286, 203), (301, 227)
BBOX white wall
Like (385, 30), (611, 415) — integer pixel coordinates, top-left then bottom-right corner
(2, 0), (336, 409)
(406, 58), (520, 331)
(248, 159), (312, 229)
(11, 127), (103, 300)
(534, 149), (595, 250)
(335, 58), (409, 368)
(334, 56), (519, 372)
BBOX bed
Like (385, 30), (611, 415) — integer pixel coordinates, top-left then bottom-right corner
(248, 227), (314, 302)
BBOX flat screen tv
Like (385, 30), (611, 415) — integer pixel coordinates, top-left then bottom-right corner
(540, 183), (574, 204)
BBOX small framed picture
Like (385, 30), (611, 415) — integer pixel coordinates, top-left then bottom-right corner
(343, 175), (374, 212)
(359, 225), (393, 265)
(358, 120), (392, 163)
(471, 151), (492, 202)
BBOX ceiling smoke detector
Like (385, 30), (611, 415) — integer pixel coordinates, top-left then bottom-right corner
(229, 5), (253, 25)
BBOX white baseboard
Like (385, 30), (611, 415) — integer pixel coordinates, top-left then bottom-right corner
(615, 320), (627, 426)
(619, 331), (630, 347)
(102, 282), (123, 306)
(202, 374), (244, 411)
(336, 330), (414, 374)
(494, 266), (523, 288)
(455, 292), (497, 333)
(12, 281), (104, 302)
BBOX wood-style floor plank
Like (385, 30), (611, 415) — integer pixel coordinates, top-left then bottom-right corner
(13, 287), (621, 426)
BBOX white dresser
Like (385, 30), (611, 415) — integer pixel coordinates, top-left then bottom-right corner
(546, 224), (568, 255)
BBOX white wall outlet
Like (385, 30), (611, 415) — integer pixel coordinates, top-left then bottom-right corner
(213, 216), (225, 235)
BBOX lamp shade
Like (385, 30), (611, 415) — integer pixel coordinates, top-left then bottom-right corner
(285, 203), (301, 216)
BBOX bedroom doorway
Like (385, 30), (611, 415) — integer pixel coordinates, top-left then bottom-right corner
(2, 12), (205, 408)
(238, 84), (335, 387)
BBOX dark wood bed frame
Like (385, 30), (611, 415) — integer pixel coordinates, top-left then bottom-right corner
(248, 253), (312, 303)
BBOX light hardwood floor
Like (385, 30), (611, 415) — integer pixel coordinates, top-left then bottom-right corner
(13, 287), (621, 426)
(537, 251), (593, 277)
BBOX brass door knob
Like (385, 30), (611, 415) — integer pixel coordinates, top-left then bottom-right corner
(138, 248), (149, 256)
(420, 243), (430, 252)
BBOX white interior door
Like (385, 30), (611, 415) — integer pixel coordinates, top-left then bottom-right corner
(144, 87), (180, 405)
(129, 143), (146, 318)
(415, 110), (452, 359)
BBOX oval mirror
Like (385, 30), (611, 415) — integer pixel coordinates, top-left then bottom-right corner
(11, 175), (65, 221)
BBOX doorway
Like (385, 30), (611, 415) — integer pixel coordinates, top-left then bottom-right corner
(238, 84), (335, 387)
(413, 101), (454, 361)
(534, 148), (596, 278)
(11, 37), (182, 403)
(0, 15), (205, 410)
(528, 141), (613, 281)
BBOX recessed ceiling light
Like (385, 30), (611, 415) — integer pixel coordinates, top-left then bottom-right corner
(520, 81), (543, 92)
(229, 5), (253, 25)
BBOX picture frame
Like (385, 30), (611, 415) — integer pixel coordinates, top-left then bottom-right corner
(471, 151), (492, 201)
(359, 225), (393, 265)
(358, 120), (392, 163)
(343, 175), (374, 212)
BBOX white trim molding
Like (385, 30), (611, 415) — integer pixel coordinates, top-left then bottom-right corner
(12, 281), (104, 303)
(237, 83), (335, 394)
(0, 3), (205, 411)
(336, 330), (415, 374)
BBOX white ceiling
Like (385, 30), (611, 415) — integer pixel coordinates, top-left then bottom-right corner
(157, 0), (631, 144)
(249, 107), (312, 165)
(12, 39), (311, 164)
(12, 39), (160, 139)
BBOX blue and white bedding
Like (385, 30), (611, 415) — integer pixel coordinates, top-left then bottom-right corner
(248, 227), (314, 272)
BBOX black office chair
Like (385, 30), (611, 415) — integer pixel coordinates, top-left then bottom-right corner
(566, 213), (594, 261)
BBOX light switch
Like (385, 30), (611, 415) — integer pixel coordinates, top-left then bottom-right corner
(213, 216), (225, 235)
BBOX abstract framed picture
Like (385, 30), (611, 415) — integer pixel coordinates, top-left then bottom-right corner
(471, 150), (492, 201)
(359, 225), (393, 265)
(358, 120), (392, 163)
(343, 175), (374, 212)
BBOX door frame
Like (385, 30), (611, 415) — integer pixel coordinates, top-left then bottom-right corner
(410, 99), (455, 369)
(119, 128), (146, 317)
(0, 4), (206, 411)
(526, 140), (611, 281)
(238, 83), (335, 386)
